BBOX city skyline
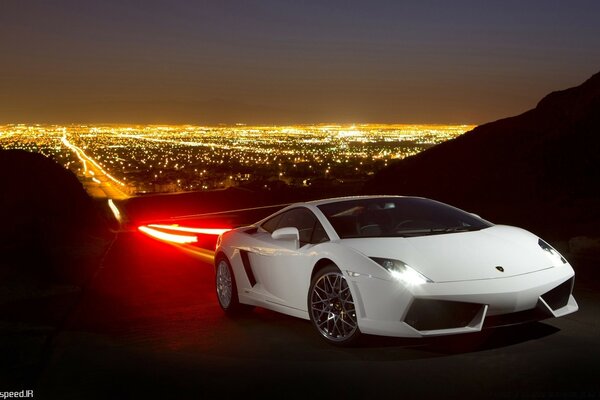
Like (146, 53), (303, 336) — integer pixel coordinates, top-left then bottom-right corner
(0, 123), (472, 197)
(2, 1), (600, 124)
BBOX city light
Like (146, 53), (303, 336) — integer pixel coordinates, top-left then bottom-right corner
(0, 123), (474, 198)
(61, 134), (127, 187)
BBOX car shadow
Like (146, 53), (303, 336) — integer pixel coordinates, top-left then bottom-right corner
(224, 307), (561, 362)
(355, 321), (560, 355)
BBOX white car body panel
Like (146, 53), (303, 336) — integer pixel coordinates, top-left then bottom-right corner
(215, 196), (578, 339)
(341, 225), (554, 282)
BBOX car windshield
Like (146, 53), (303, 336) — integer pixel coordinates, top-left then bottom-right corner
(317, 197), (492, 238)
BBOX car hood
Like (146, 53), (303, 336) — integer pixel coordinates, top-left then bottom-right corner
(341, 225), (556, 282)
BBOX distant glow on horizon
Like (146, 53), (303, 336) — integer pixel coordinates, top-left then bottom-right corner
(3, 1), (600, 125)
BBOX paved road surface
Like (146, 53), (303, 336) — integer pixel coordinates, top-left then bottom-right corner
(37, 232), (600, 399)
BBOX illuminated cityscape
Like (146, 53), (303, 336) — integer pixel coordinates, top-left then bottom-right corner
(0, 124), (473, 198)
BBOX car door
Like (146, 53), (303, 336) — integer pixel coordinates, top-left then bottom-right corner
(248, 207), (329, 311)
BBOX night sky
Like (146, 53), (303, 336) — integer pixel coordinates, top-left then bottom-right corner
(2, 0), (600, 124)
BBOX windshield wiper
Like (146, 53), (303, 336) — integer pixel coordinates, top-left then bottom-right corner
(439, 226), (482, 233)
(394, 226), (481, 237)
(393, 229), (448, 237)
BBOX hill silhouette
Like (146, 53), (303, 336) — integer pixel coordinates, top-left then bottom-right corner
(364, 71), (600, 241)
(0, 149), (111, 285)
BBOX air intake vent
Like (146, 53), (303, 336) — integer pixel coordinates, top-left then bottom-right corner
(541, 277), (574, 310)
(404, 299), (483, 331)
(483, 305), (551, 328)
(239, 250), (257, 287)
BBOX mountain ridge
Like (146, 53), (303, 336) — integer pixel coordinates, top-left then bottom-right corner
(363, 70), (600, 240)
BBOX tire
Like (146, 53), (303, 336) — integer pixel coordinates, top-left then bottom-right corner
(308, 264), (361, 346)
(215, 256), (244, 314)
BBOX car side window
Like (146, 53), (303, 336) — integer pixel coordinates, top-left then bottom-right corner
(261, 213), (282, 233)
(274, 208), (329, 245)
(311, 220), (329, 244)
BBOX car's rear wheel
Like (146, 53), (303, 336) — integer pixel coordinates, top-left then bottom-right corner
(216, 257), (244, 314)
(309, 265), (361, 346)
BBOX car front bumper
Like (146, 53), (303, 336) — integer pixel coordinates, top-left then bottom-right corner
(349, 265), (578, 338)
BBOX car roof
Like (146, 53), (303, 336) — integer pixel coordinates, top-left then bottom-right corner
(254, 195), (417, 226)
(303, 195), (408, 207)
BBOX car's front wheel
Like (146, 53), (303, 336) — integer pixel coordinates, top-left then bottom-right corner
(216, 256), (244, 314)
(308, 265), (361, 346)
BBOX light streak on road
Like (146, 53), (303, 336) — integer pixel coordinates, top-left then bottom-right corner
(61, 134), (129, 199)
(169, 203), (289, 220)
(138, 224), (219, 264)
(62, 135), (126, 186)
(138, 225), (198, 244)
(62, 135), (89, 173)
(147, 224), (230, 235)
(176, 245), (215, 265)
(108, 199), (122, 223)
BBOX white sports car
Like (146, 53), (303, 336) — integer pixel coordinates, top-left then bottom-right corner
(214, 196), (578, 345)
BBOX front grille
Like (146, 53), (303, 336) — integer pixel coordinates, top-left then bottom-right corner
(483, 305), (551, 328)
(404, 299), (483, 331)
(541, 277), (574, 310)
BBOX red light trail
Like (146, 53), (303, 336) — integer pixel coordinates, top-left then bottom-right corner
(146, 224), (230, 236)
(138, 226), (198, 244)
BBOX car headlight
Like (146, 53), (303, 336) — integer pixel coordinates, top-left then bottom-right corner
(370, 257), (433, 285)
(538, 238), (567, 265)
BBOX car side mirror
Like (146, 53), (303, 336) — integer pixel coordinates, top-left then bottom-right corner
(271, 227), (300, 243)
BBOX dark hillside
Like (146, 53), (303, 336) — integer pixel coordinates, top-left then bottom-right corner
(364, 72), (600, 241)
(0, 149), (111, 285)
